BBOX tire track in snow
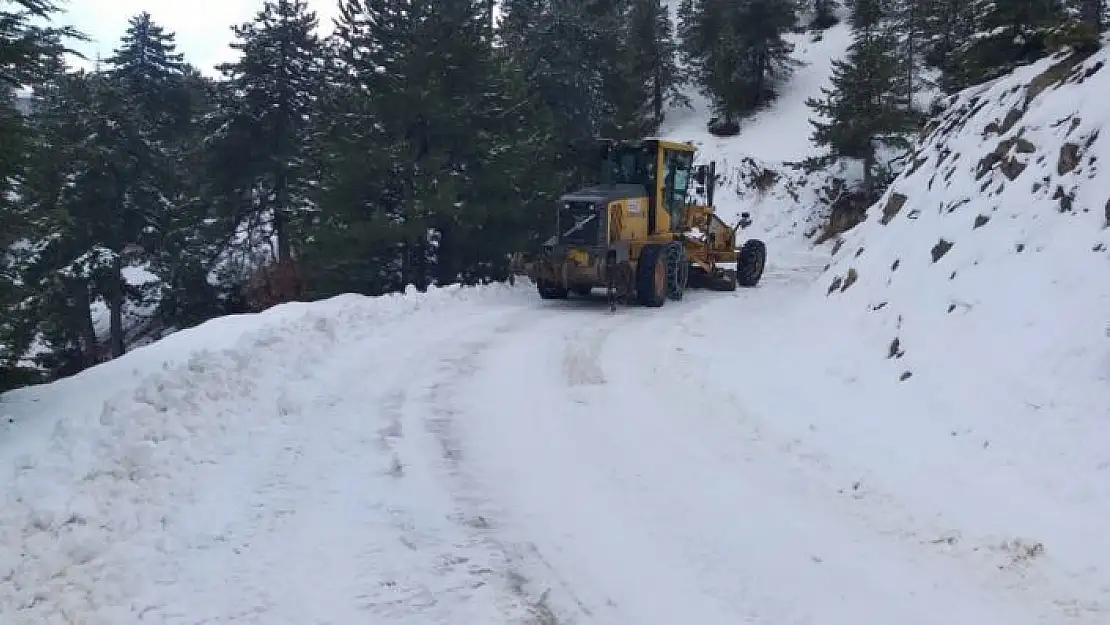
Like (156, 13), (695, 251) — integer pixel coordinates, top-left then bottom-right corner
(439, 270), (1072, 625)
(127, 295), (553, 624)
(410, 305), (599, 624)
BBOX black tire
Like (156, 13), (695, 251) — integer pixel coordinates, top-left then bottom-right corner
(572, 285), (593, 297)
(737, 239), (766, 287)
(537, 280), (568, 299)
(664, 241), (688, 300)
(635, 244), (667, 307)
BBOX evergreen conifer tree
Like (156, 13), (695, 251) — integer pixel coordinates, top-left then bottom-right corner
(626, 0), (690, 132)
(806, 0), (914, 196)
(212, 0), (325, 266)
(678, 0), (800, 134)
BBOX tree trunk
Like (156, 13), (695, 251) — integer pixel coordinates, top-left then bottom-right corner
(653, 66), (664, 132)
(108, 254), (126, 359)
(1081, 0), (1102, 32)
(69, 278), (99, 368)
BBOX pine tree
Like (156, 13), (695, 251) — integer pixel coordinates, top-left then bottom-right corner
(626, 0), (690, 132)
(806, 0), (914, 196)
(308, 0), (515, 292)
(104, 11), (190, 134)
(499, 0), (644, 140)
(678, 0), (800, 134)
(810, 0), (839, 29)
(1078, 0), (1103, 31)
(0, 0), (83, 379)
(212, 0), (324, 268)
(919, 0), (979, 91)
(949, 0), (1067, 89)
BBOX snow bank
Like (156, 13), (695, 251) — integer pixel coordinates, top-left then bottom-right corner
(714, 45), (1110, 605)
(0, 280), (529, 623)
(819, 44), (1110, 425)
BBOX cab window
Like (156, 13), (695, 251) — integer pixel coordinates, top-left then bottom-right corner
(663, 150), (694, 224)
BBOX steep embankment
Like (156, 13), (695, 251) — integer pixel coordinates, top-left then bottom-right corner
(820, 45), (1110, 439)
(679, 45), (1110, 619)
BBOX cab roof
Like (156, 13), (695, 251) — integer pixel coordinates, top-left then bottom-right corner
(603, 137), (697, 153)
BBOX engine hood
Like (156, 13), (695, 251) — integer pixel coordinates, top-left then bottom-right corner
(558, 183), (649, 205)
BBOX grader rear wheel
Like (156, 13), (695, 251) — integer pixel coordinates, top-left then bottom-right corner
(635, 244), (667, 307)
(537, 280), (568, 299)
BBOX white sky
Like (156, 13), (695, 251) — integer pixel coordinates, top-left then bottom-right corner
(53, 0), (343, 76)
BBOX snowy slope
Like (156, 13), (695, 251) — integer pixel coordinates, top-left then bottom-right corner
(694, 44), (1110, 621)
(659, 20), (856, 245)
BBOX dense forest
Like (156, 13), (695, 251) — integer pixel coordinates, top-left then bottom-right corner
(1, 0), (1106, 389)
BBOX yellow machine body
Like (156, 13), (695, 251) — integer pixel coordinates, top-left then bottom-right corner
(524, 138), (766, 307)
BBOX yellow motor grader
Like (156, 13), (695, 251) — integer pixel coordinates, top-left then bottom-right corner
(523, 138), (766, 309)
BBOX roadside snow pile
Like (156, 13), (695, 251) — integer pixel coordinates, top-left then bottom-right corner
(0, 281), (527, 623)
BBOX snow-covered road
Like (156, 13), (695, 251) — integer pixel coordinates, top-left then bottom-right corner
(3, 246), (1108, 625)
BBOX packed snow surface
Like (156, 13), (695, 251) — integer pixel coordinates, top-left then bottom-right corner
(2, 243), (1108, 624)
(4, 17), (1110, 625)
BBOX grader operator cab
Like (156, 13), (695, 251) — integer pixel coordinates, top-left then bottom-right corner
(525, 137), (766, 309)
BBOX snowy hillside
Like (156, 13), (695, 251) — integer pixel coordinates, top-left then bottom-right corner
(659, 20), (858, 244)
(705, 43), (1110, 620)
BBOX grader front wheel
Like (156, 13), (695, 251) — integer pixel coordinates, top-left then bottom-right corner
(737, 239), (767, 287)
(664, 241), (688, 300)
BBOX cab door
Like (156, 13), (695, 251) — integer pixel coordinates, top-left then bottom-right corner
(659, 148), (695, 233)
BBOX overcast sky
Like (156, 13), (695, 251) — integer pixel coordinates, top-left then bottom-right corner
(54, 0), (343, 76)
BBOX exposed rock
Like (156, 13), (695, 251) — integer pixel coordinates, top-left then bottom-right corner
(1014, 137), (1036, 153)
(827, 276), (843, 295)
(931, 239), (953, 262)
(1000, 107), (1023, 133)
(1000, 157), (1026, 180)
(888, 337), (904, 359)
(1053, 185), (1076, 212)
(976, 152), (1001, 180)
(841, 268), (859, 291)
(816, 180), (871, 243)
(1084, 129), (1100, 149)
(1105, 197), (1110, 227)
(880, 192), (908, 225)
(974, 214), (991, 228)
(908, 154), (928, 175)
(1058, 142), (1081, 174)
(1026, 53), (1085, 106)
